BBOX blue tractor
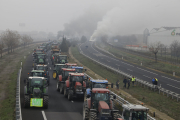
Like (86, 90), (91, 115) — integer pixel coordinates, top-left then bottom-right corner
(70, 66), (84, 73)
(84, 79), (113, 100)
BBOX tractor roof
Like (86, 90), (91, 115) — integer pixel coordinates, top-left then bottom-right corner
(69, 73), (84, 76)
(71, 66), (83, 69)
(62, 68), (76, 71)
(92, 88), (110, 93)
(122, 104), (149, 111)
(58, 55), (67, 56)
(37, 54), (46, 55)
(36, 65), (47, 67)
(36, 49), (43, 50)
(90, 79), (108, 83)
(28, 77), (45, 79)
(31, 70), (45, 72)
(55, 64), (66, 66)
(65, 63), (77, 66)
(52, 49), (59, 51)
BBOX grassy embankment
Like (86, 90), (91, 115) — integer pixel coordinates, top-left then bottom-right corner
(97, 42), (180, 77)
(71, 46), (180, 120)
(0, 44), (39, 120)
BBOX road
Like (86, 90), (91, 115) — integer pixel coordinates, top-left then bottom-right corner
(20, 50), (83, 120)
(80, 41), (180, 94)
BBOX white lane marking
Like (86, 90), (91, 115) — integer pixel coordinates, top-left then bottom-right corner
(116, 64), (120, 66)
(50, 67), (51, 70)
(107, 60), (110, 62)
(161, 76), (180, 83)
(143, 75), (151, 79)
(167, 84), (180, 90)
(137, 67), (158, 75)
(121, 61), (134, 67)
(127, 69), (133, 72)
(48, 63), (49, 65)
(71, 101), (74, 103)
(42, 111), (47, 120)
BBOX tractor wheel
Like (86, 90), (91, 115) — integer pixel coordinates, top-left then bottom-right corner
(83, 103), (89, 120)
(43, 96), (49, 109)
(60, 84), (64, 94)
(56, 82), (60, 91)
(112, 112), (121, 120)
(68, 93), (72, 101)
(64, 88), (68, 97)
(24, 95), (30, 108)
(89, 111), (97, 120)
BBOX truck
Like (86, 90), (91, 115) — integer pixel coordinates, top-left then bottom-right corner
(64, 73), (87, 101)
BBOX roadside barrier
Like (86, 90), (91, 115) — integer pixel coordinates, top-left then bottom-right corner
(16, 68), (22, 120)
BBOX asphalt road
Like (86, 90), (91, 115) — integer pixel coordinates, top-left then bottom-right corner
(20, 50), (83, 120)
(80, 41), (180, 94)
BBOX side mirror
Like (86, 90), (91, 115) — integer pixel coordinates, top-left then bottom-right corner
(113, 95), (116, 99)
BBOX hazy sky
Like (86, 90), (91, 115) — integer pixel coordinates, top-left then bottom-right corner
(1, 0), (180, 35)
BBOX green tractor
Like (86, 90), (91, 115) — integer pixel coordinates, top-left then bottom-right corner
(52, 64), (66, 79)
(83, 88), (120, 120)
(24, 77), (49, 108)
(53, 55), (68, 65)
(33, 53), (46, 66)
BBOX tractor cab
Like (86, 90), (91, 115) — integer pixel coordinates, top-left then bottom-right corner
(71, 66), (84, 73)
(53, 64), (66, 79)
(83, 88), (120, 120)
(64, 73), (86, 100)
(57, 68), (76, 93)
(34, 65), (48, 75)
(122, 104), (149, 120)
(29, 70), (50, 85)
(33, 53), (46, 64)
(65, 63), (77, 68)
(24, 77), (49, 108)
(55, 55), (68, 64)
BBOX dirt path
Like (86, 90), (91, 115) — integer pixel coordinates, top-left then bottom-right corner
(69, 47), (174, 120)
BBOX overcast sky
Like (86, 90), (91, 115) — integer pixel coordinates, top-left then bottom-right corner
(1, 0), (180, 35)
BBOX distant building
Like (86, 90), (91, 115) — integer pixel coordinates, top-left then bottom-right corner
(147, 27), (180, 47)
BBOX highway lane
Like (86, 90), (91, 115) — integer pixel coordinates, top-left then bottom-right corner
(80, 41), (180, 94)
(20, 50), (83, 120)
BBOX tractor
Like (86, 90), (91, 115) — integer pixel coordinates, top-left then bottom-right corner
(121, 104), (149, 120)
(51, 53), (61, 63)
(52, 64), (66, 79)
(33, 65), (49, 77)
(84, 79), (113, 100)
(24, 77), (49, 108)
(64, 73), (87, 101)
(83, 88), (120, 120)
(65, 63), (77, 68)
(33, 53), (46, 64)
(56, 68), (76, 94)
(53, 55), (68, 65)
(29, 70), (50, 85)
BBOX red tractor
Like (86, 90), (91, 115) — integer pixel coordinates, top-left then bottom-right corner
(56, 68), (76, 94)
(83, 88), (121, 120)
(65, 63), (77, 68)
(64, 73), (87, 101)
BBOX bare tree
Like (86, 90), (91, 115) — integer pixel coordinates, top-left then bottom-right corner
(170, 40), (180, 63)
(0, 37), (4, 58)
(149, 42), (161, 62)
(21, 35), (33, 48)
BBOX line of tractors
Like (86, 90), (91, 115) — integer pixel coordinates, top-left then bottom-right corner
(23, 41), (150, 120)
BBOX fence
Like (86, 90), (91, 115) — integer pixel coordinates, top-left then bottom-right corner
(16, 68), (22, 120)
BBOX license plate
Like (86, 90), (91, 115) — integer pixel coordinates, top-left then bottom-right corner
(30, 98), (43, 107)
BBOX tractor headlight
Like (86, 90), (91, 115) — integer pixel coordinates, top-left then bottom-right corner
(101, 109), (110, 117)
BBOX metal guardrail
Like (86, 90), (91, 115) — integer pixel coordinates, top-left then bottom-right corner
(84, 73), (155, 120)
(16, 68), (22, 120)
(91, 43), (180, 102)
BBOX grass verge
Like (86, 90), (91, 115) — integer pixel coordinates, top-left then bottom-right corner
(71, 46), (179, 120)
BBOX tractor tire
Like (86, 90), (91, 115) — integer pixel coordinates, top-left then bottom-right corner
(83, 103), (89, 120)
(89, 111), (97, 120)
(64, 88), (68, 97)
(68, 93), (72, 101)
(84, 92), (87, 102)
(43, 96), (49, 109)
(112, 112), (121, 120)
(60, 84), (64, 94)
(56, 82), (60, 91)
(24, 95), (30, 108)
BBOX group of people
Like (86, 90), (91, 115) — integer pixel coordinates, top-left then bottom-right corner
(116, 76), (158, 90)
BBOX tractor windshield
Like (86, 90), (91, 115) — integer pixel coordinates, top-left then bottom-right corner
(72, 76), (83, 82)
(38, 55), (45, 59)
(59, 56), (67, 60)
(31, 78), (43, 87)
(53, 51), (59, 54)
(36, 66), (45, 70)
(131, 111), (147, 120)
(32, 72), (44, 77)
(92, 93), (110, 109)
(93, 83), (107, 88)
(36, 50), (43, 53)
(75, 68), (83, 73)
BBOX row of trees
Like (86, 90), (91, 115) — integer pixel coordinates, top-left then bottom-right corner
(0, 30), (33, 57)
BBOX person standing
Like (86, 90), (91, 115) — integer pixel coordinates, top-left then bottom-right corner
(123, 77), (127, 88)
(116, 80), (120, 90)
(155, 78), (158, 85)
(131, 76), (135, 86)
(127, 78), (131, 89)
(152, 78), (155, 85)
